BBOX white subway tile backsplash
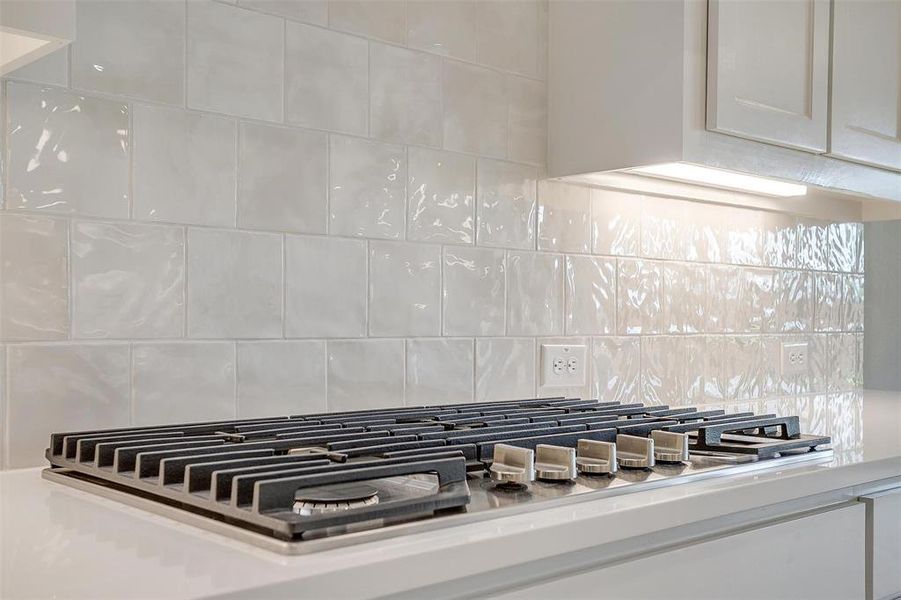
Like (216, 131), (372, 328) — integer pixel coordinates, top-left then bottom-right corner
(6, 344), (130, 468)
(663, 263), (706, 334)
(814, 273), (843, 332)
(133, 104), (237, 228)
(329, 0), (406, 44)
(506, 75), (546, 165)
(406, 0), (477, 61)
(843, 274), (864, 332)
(327, 339), (405, 411)
(704, 336), (761, 401)
(72, 222), (184, 339)
(722, 207), (764, 266)
(285, 235), (367, 338)
(778, 270), (813, 333)
(238, 0), (328, 24)
(476, 159), (537, 250)
(6, 83), (129, 218)
(642, 336), (705, 405)
(132, 342), (236, 425)
(406, 338), (474, 404)
(238, 122), (328, 234)
(475, 337), (535, 401)
(590, 189), (641, 257)
(507, 251), (563, 336)
(797, 219), (830, 271)
(564, 255), (615, 335)
(186, 0), (283, 121)
(442, 246), (506, 336)
(617, 259), (663, 335)
(829, 222), (864, 273)
(537, 181), (590, 253)
(370, 43), (443, 147)
(590, 337), (640, 404)
(443, 60), (506, 158)
(407, 147), (475, 244)
(71, 0), (185, 104)
(237, 340), (326, 417)
(369, 241), (441, 337)
(762, 212), (798, 269)
(706, 265), (742, 333)
(187, 229), (283, 339)
(831, 333), (863, 391)
(285, 23), (368, 136)
(475, 0), (540, 77)
(329, 135), (406, 239)
(0, 214), (69, 341)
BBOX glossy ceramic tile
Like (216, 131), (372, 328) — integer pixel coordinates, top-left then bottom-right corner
(797, 219), (830, 271)
(327, 340), (405, 411)
(5, 344), (130, 468)
(238, 0), (327, 24)
(642, 336), (705, 405)
(443, 60), (506, 157)
(329, 135), (406, 239)
(6, 83), (129, 218)
(369, 242), (441, 336)
(762, 212), (798, 269)
(370, 43), (442, 146)
(186, 0), (283, 121)
(705, 266), (743, 333)
(506, 251), (564, 336)
(507, 75), (546, 165)
(663, 263), (707, 334)
(237, 122), (327, 233)
(475, 0), (541, 77)
(236, 341), (326, 417)
(537, 181), (590, 253)
(0, 214), (68, 341)
(72, 222), (184, 339)
(406, 339), (474, 405)
(133, 104), (236, 227)
(808, 333), (832, 394)
(5, 47), (68, 86)
(187, 229), (282, 339)
(406, 0), (476, 61)
(843, 275), (864, 333)
(829, 222), (864, 273)
(564, 255), (615, 335)
(641, 197), (698, 261)
(814, 273), (843, 332)
(442, 247), (506, 336)
(778, 270), (813, 333)
(285, 235), (367, 338)
(704, 336), (761, 401)
(328, 0), (406, 43)
(71, 0), (184, 104)
(831, 333), (863, 392)
(475, 338), (536, 401)
(132, 342), (236, 425)
(284, 23), (368, 135)
(590, 337), (640, 404)
(407, 147), (475, 244)
(722, 207), (764, 266)
(744, 269), (778, 333)
(617, 259), (663, 335)
(590, 189), (641, 257)
(476, 159), (537, 250)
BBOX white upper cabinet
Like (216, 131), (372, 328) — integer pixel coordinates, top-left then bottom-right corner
(830, 0), (901, 172)
(706, 0), (830, 153)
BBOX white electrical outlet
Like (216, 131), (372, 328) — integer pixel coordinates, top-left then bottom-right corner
(781, 341), (809, 375)
(541, 344), (587, 387)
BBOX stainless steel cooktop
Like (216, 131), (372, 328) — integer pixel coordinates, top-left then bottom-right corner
(43, 397), (833, 554)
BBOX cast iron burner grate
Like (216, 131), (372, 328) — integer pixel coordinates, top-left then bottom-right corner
(43, 397), (831, 549)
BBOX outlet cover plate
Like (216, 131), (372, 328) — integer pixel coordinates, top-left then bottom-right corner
(781, 342), (809, 375)
(540, 344), (587, 387)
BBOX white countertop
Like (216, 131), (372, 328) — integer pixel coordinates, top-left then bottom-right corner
(2, 390), (900, 600)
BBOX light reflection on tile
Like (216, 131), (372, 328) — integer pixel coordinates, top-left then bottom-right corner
(590, 337), (640, 403)
(617, 259), (663, 335)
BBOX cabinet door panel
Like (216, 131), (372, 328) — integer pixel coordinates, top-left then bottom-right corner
(707, 0), (830, 153)
(830, 0), (901, 172)
(489, 503), (866, 600)
(862, 488), (901, 600)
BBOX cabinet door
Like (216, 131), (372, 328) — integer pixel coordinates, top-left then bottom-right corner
(488, 503), (866, 600)
(706, 0), (830, 153)
(862, 488), (901, 600)
(830, 0), (901, 172)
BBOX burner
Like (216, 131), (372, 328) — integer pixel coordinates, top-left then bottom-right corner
(294, 483), (380, 516)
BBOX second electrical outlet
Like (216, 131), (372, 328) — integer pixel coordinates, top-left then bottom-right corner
(540, 344), (587, 387)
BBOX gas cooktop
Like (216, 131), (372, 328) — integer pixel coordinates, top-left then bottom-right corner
(43, 398), (832, 554)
